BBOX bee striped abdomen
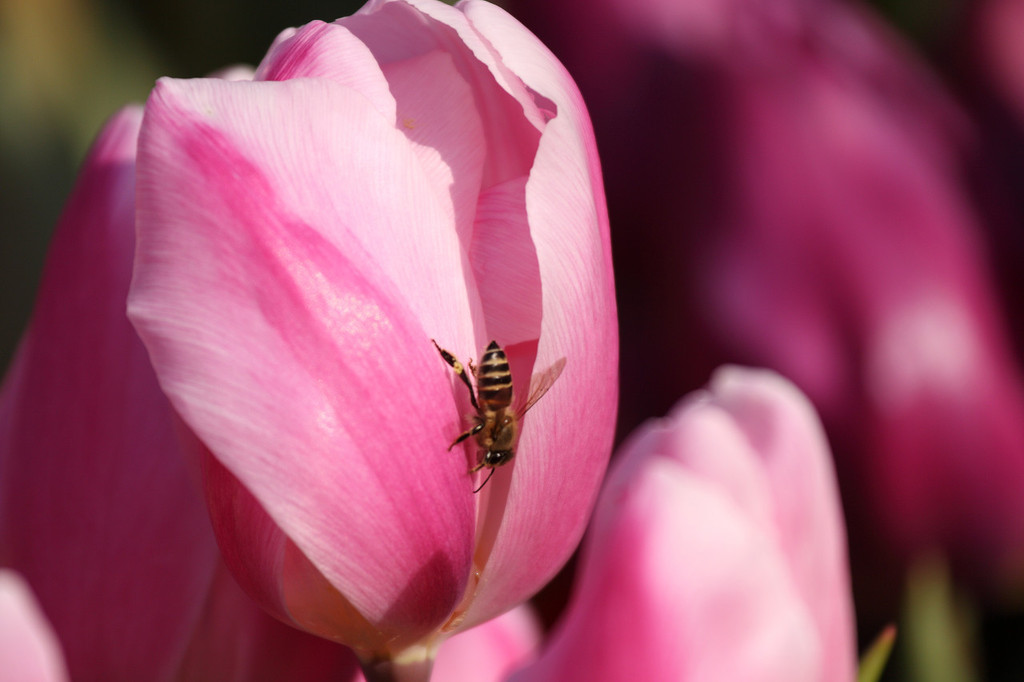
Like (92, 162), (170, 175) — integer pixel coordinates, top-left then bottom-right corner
(477, 341), (513, 410)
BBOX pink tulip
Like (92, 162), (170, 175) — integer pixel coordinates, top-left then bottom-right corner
(0, 105), (366, 681)
(127, 0), (616, 672)
(513, 0), (1024, 589)
(510, 367), (857, 682)
(0, 106), (220, 680)
(0, 571), (69, 682)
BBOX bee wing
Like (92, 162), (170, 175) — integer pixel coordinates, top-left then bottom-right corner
(518, 356), (567, 417)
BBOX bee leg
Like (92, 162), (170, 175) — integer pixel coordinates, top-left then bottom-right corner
(472, 467), (497, 493)
(432, 339), (479, 411)
(448, 422), (484, 451)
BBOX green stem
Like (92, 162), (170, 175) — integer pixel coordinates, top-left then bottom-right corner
(358, 643), (437, 682)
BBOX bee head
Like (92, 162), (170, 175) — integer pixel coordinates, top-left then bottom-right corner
(484, 449), (514, 468)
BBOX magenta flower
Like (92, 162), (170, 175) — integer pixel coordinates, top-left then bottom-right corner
(0, 106), (360, 681)
(0, 106), (221, 679)
(510, 367), (857, 681)
(127, 0), (616, 670)
(0, 571), (69, 682)
(513, 0), (1024, 587)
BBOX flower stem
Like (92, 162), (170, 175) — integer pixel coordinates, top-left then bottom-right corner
(359, 644), (437, 682)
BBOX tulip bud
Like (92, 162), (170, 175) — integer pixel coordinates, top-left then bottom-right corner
(511, 368), (857, 682)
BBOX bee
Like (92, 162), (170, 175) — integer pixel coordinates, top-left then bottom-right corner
(432, 339), (566, 492)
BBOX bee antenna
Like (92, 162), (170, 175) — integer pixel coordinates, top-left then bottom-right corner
(473, 467), (497, 494)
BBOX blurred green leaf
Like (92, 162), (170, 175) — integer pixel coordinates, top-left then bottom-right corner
(859, 625), (896, 682)
(903, 557), (980, 682)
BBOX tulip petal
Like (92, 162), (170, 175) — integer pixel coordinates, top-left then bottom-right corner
(256, 20), (397, 123)
(0, 107), (220, 680)
(513, 458), (821, 682)
(0, 571), (69, 682)
(201, 445), (396, 651)
(343, 0), (545, 183)
(429, 605), (540, 682)
(355, 0), (549, 133)
(341, 0), (549, 355)
(674, 367), (857, 673)
(374, 48), (486, 250)
(199, 445), (292, 625)
(177, 561), (362, 682)
(453, 0), (618, 627)
(468, 177), (541, 347)
(513, 367), (856, 682)
(130, 77), (478, 638)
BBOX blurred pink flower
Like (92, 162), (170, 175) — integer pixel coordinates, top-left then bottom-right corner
(509, 366), (856, 679)
(0, 571), (69, 682)
(127, 0), (616, 670)
(513, 0), (1024, 590)
(510, 367), (857, 682)
(0, 105), (218, 680)
(0, 105), (367, 681)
